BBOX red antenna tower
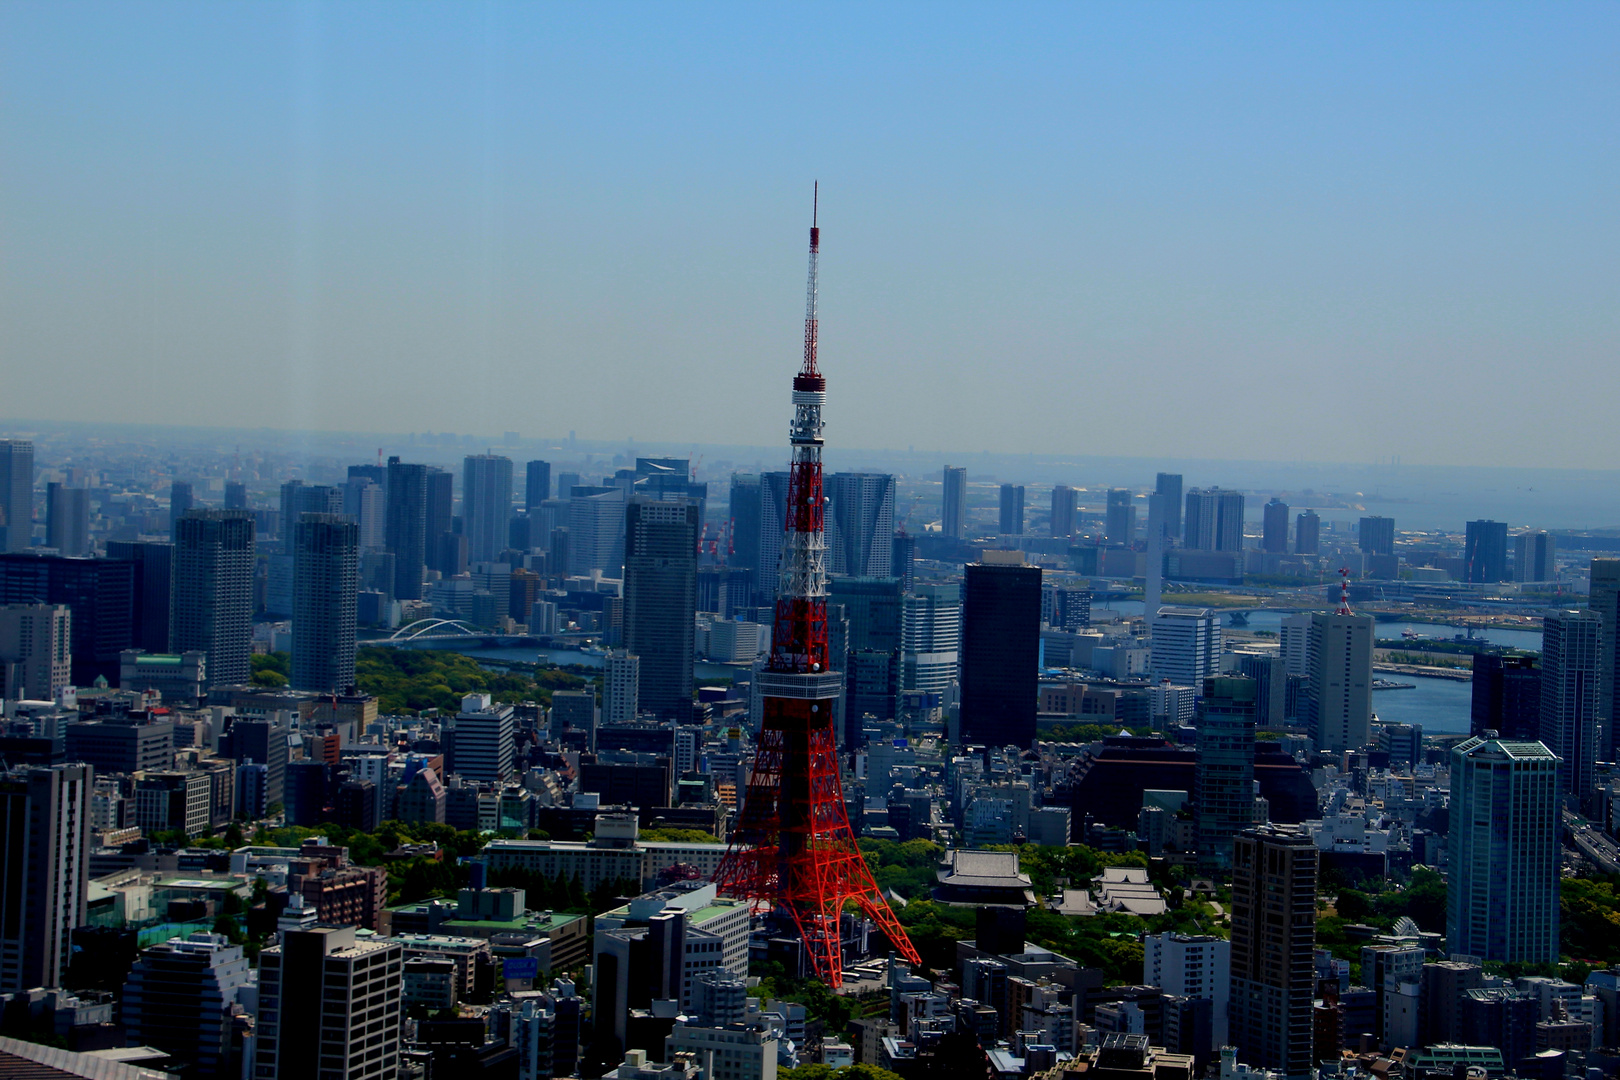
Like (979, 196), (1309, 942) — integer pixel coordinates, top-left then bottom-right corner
(1336, 566), (1353, 615)
(713, 187), (921, 984)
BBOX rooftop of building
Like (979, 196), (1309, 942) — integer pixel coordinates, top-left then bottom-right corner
(937, 850), (1032, 889)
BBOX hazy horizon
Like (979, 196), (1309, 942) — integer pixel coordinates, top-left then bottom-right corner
(4, 3), (1618, 469)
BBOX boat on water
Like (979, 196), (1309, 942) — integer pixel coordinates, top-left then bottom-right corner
(1227, 611), (1249, 627)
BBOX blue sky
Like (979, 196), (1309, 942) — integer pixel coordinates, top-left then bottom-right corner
(2, 2), (1617, 468)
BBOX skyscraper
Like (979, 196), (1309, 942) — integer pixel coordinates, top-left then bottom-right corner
(1590, 558), (1620, 738)
(604, 650), (640, 725)
(1050, 485), (1078, 539)
(0, 603), (72, 701)
(891, 532), (916, 593)
(1105, 489), (1135, 545)
(0, 764), (91, 992)
(172, 509), (255, 688)
(1184, 488), (1244, 551)
(448, 693), (515, 783)
(1295, 510), (1320, 555)
(753, 471), (792, 600)
(1470, 653), (1541, 740)
(942, 466), (967, 539)
(1359, 516), (1395, 556)
(0, 553), (134, 685)
(1464, 519), (1510, 583)
(902, 582), (961, 697)
(567, 486), (629, 577)
(1229, 825), (1317, 1080)
(998, 484), (1025, 535)
(1514, 531), (1555, 583)
(292, 514), (358, 694)
(223, 480), (248, 510)
(0, 440), (33, 553)
(1150, 606), (1221, 686)
(342, 476), (386, 551)
(107, 540), (173, 653)
(830, 576), (903, 738)
(1446, 736), (1560, 964)
(254, 926), (402, 1080)
(729, 474), (763, 576)
(1261, 499), (1289, 554)
(463, 454), (514, 564)
(385, 458), (428, 601)
(169, 480), (194, 539)
(45, 483), (90, 557)
(825, 472), (895, 577)
(623, 498), (699, 722)
(1539, 609), (1601, 800)
(1306, 612), (1374, 752)
(1155, 473), (1183, 540)
(1195, 675), (1257, 872)
(525, 460), (552, 511)
(425, 466), (455, 573)
(960, 551), (1041, 748)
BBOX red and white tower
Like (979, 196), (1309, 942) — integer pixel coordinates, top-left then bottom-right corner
(712, 190), (921, 984)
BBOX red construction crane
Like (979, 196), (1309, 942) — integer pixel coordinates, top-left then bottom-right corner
(712, 187), (921, 984)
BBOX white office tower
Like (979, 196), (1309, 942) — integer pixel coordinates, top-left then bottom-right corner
(1144, 932), (1231, 1047)
(255, 926), (402, 1080)
(902, 582), (962, 695)
(1280, 613), (1312, 678)
(448, 692), (515, 783)
(1149, 607), (1221, 687)
(344, 476), (388, 551)
(605, 650), (640, 724)
(0, 603), (72, 701)
(1306, 612), (1374, 752)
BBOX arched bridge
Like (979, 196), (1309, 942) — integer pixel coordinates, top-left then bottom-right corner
(384, 619), (484, 642)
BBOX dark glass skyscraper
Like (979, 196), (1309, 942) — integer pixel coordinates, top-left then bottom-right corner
(1105, 489), (1135, 544)
(623, 498), (699, 722)
(0, 440), (33, 554)
(1261, 499), (1289, 554)
(942, 466), (967, 539)
(1294, 510), (1320, 555)
(1230, 826), (1317, 1079)
(292, 514), (358, 693)
(960, 552), (1041, 748)
(168, 480), (194, 540)
(1155, 472), (1182, 540)
(1464, 519), (1510, 583)
(1359, 516), (1395, 556)
(525, 459), (552, 511)
(1195, 675), (1257, 871)
(829, 576), (903, 741)
(1470, 653), (1541, 739)
(1050, 484), (1078, 539)
(172, 509), (255, 688)
(997, 484), (1025, 535)
(384, 458), (428, 601)
(728, 474), (763, 575)
(106, 541), (172, 653)
(1539, 608), (1601, 799)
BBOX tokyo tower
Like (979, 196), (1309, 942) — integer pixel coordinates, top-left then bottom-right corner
(712, 188), (922, 984)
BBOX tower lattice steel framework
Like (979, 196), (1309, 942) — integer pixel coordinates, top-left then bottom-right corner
(712, 189), (921, 984)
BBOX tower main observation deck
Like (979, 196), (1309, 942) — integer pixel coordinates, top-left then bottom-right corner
(711, 191), (922, 984)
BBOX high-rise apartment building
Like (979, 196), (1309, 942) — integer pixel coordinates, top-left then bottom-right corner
(1514, 531), (1555, 583)
(1229, 826), (1317, 1080)
(624, 499), (699, 722)
(1105, 489), (1135, 545)
(960, 552), (1040, 748)
(385, 458), (429, 601)
(605, 650), (640, 725)
(1464, 519), (1510, 583)
(1306, 612), (1374, 752)
(998, 484), (1025, 536)
(1359, 516), (1395, 556)
(1144, 932), (1231, 1048)
(292, 514), (358, 693)
(0, 441), (33, 553)
(1446, 736), (1560, 964)
(1185, 488), (1244, 552)
(902, 582), (961, 697)
(1050, 485), (1078, 539)
(0, 603), (71, 701)
(342, 477), (386, 551)
(0, 764), (91, 993)
(169, 480), (194, 539)
(107, 540), (172, 653)
(1195, 675), (1257, 872)
(525, 460), (552, 511)
(825, 473), (895, 577)
(942, 466), (968, 539)
(464, 454), (514, 564)
(447, 693), (515, 783)
(1150, 606), (1221, 686)
(254, 926), (402, 1080)
(1155, 473), (1183, 540)
(172, 509), (255, 688)
(123, 931), (254, 1077)
(1539, 609), (1601, 799)
(1590, 558), (1620, 738)
(45, 483), (90, 557)
(1261, 499), (1289, 554)
(1294, 510), (1320, 555)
